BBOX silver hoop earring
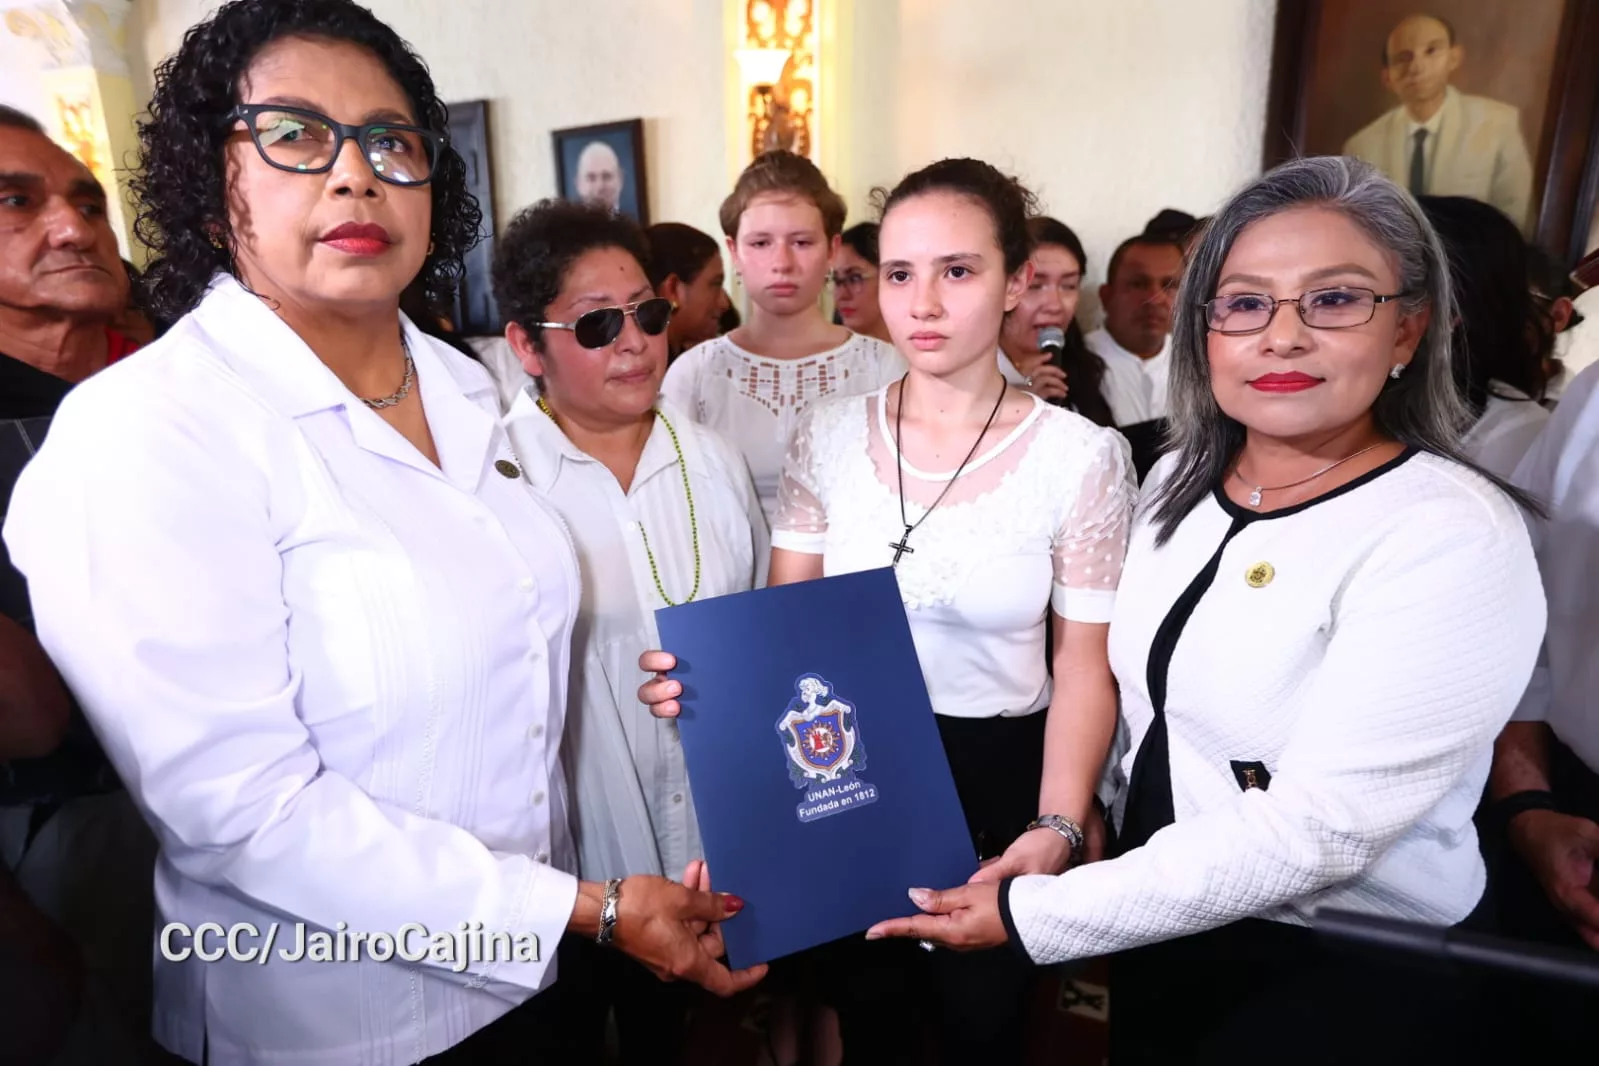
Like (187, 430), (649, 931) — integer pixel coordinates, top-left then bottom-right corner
(1389, 364), (1406, 380)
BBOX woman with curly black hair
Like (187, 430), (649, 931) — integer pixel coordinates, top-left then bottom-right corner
(1, 3), (762, 1065)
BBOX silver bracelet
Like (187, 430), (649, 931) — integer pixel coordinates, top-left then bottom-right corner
(1026, 814), (1085, 853)
(596, 878), (622, 945)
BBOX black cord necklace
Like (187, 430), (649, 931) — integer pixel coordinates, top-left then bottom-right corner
(888, 373), (1008, 566)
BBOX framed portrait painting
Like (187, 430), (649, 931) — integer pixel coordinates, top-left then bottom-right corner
(552, 118), (650, 225)
(1265, 0), (1599, 265)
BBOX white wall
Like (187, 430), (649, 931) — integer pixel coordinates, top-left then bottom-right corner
(0, 8), (51, 121)
(838, 0), (1277, 286)
(128, 0), (1276, 285)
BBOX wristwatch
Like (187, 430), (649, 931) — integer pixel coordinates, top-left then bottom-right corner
(596, 878), (622, 945)
(1026, 814), (1085, 853)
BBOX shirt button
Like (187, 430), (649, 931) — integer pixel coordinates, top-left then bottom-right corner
(517, 576), (535, 593)
(625, 521), (640, 533)
(531, 790), (545, 806)
(671, 793), (683, 805)
(528, 723), (545, 741)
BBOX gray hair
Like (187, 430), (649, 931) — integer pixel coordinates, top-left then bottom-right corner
(1148, 155), (1526, 543)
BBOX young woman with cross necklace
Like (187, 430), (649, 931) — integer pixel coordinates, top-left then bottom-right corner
(642, 158), (1136, 1063)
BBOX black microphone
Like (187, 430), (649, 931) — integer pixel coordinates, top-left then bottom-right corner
(1034, 327), (1068, 406)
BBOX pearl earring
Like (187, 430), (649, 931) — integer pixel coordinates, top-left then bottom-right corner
(1389, 364), (1405, 380)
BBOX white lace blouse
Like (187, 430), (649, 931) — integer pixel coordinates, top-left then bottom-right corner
(660, 332), (906, 523)
(771, 386), (1136, 719)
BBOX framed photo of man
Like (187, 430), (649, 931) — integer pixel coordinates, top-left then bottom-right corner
(1264, 1), (1599, 265)
(552, 118), (650, 225)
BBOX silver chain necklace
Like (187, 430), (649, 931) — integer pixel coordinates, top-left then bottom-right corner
(1231, 442), (1387, 508)
(361, 337), (415, 410)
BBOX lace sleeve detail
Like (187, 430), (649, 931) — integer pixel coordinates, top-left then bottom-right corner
(771, 406), (828, 554)
(1050, 429), (1136, 623)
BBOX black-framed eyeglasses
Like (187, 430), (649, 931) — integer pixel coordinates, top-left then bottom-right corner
(539, 297), (673, 349)
(1200, 286), (1407, 335)
(828, 270), (871, 292)
(230, 104), (446, 187)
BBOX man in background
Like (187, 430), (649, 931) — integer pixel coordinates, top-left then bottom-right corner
(1343, 13), (1534, 231)
(575, 140), (625, 214)
(1086, 231), (1184, 427)
(0, 104), (159, 1064)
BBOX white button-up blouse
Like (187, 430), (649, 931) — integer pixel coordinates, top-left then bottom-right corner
(504, 393), (769, 883)
(2, 277), (582, 1066)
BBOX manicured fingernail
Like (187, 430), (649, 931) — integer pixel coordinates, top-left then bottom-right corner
(724, 894), (745, 913)
(864, 929), (883, 940)
(908, 888), (932, 909)
(668, 681), (681, 695)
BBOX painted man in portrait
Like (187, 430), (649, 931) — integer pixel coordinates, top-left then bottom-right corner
(1343, 13), (1534, 231)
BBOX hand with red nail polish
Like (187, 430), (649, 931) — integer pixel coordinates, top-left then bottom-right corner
(568, 864), (766, 996)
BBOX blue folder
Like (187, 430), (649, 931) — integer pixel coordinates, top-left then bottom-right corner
(655, 567), (976, 968)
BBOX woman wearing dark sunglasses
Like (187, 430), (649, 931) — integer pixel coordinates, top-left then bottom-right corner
(1, 4), (762, 1065)
(496, 198), (768, 1065)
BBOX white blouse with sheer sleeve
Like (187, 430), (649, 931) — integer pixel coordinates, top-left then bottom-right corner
(771, 386), (1136, 720)
(660, 332), (906, 523)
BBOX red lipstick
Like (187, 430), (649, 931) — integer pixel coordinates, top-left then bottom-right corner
(1248, 371), (1323, 393)
(320, 222), (392, 257)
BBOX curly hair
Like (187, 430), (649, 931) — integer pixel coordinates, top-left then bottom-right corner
(131, 0), (482, 324)
(870, 158), (1038, 274)
(492, 198), (651, 347)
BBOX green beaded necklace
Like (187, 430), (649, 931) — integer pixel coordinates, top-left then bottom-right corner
(537, 396), (701, 605)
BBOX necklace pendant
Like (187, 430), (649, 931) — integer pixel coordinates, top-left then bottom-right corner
(1248, 487), (1263, 508)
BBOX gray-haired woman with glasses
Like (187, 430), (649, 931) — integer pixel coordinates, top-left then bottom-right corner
(2, 4), (761, 1065)
(866, 156), (1544, 1064)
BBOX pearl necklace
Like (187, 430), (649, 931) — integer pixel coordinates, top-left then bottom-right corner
(536, 396), (701, 605)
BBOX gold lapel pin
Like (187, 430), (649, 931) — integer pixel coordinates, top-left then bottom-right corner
(494, 459), (521, 479)
(1245, 562), (1275, 588)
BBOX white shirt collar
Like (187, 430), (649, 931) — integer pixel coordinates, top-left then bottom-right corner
(996, 347), (1029, 384)
(505, 390), (691, 493)
(189, 274), (502, 492)
(1405, 87), (1453, 138)
(1088, 326), (1171, 369)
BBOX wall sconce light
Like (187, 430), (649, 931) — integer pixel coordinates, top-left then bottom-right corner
(738, 0), (814, 160)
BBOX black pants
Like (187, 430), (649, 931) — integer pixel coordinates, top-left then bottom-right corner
(558, 933), (693, 1066)
(821, 712), (1045, 1065)
(931, 712), (1045, 1064)
(1482, 736), (1599, 1060)
(416, 974), (580, 1065)
(1109, 900), (1495, 1065)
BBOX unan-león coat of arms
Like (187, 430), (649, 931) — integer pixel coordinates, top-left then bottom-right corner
(776, 673), (867, 788)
